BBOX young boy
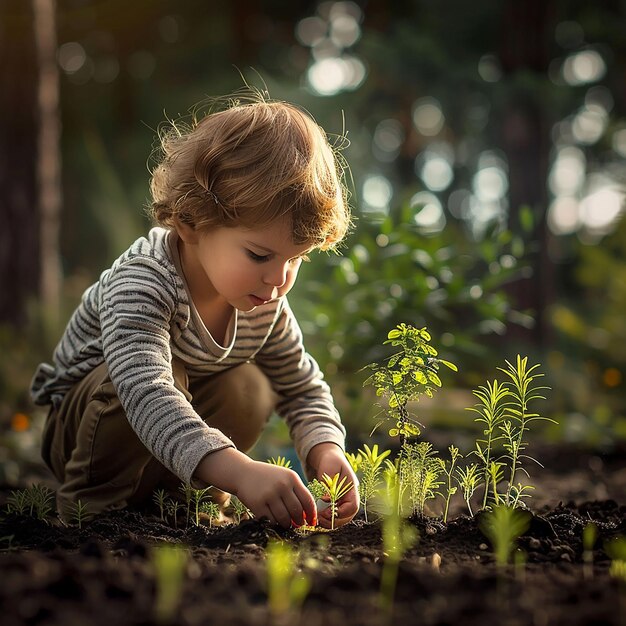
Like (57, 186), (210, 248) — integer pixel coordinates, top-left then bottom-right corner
(30, 95), (359, 529)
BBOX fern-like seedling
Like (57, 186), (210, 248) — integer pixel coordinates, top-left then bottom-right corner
(153, 489), (167, 522)
(321, 473), (354, 530)
(358, 444), (391, 522)
(267, 456), (292, 469)
(455, 463), (482, 517)
(437, 445), (461, 523)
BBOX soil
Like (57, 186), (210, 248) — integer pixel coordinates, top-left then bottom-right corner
(1, 443), (625, 626)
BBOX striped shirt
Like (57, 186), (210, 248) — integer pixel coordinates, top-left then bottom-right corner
(30, 227), (345, 483)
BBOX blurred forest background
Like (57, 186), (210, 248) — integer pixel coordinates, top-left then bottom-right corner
(1, 0), (625, 482)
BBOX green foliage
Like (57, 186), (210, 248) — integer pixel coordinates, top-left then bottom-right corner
(230, 496), (252, 524)
(266, 540), (310, 625)
(436, 445), (461, 523)
(68, 500), (89, 529)
(356, 444), (391, 522)
(363, 323), (457, 445)
(478, 505), (531, 568)
(267, 456), (292, 469)
(199, 501), (221, 527)
(605, 537), (626, 584)
(379, 481), (418, 619)
(455, 463), (482, 516)
(153, 489), (168, 522)
(399, 441), (443, 518)
(306, 478), (327, 502)
(190, 487), (212, 527)
(5, 485), (54, 521)
(152, 544), (188, 625)
(468, 356), (554, 508)
(321, 472), (354, 531)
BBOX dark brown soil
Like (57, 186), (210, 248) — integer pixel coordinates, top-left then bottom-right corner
(1, 443), (625, 626)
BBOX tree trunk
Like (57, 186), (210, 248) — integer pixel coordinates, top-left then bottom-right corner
(0, 1), (40, 328)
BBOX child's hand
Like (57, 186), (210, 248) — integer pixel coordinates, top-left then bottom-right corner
(306, 442), (360, 529)
(196, 448), (316, 528)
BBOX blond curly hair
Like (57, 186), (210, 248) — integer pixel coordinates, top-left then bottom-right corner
(148, 94), (352, 251)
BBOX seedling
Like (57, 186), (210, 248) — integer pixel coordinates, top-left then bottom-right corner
(478, 505), (531, 568)
(583, 523), (597, 580)
(605, 536), (626, 584)
(165, 498), (183, 529)
(179, 484), (194, 527)
(153, 489), (168, 522)
(267, 456), (292, 469)
(379, 482), (418, 621)
(200, 501), (221, 527)
(230, 496), (252, 524)
(266, 539), (310, 625)
(357, 444), (391, 522)
(400, 441), (442, 518)
(69, 500), (89, 529)
(455, 463), (482, 516)
(152, 544), (188, 625)
(307, 478), (327, 501)
(363, 323), (457, 448)
(469, 357), (553, 509)
(321, 472), (354, 530)
(437, 445), (461, 523)
(6, 489), (29, 516)
(345, 451), (361, 473)
(190, 487), (212, 527)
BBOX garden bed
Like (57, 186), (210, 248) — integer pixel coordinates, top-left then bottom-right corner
(0, 443), (625, 626)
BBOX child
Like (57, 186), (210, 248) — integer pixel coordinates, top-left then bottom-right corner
(30, 93), (359, 529)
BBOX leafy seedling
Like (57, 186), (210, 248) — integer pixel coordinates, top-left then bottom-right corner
(230, 496), (252, 524)
(152, 544), (188, 625)
(478, 505), (531, 568)
(200, 501), (221, 527)
(437, 445), (461, 523)
(455, 463), (482, 517)
(379, 481), (418, 622)
(69, 500), (89, 529)
(321, 472), (354, 530)
(266, 539), (310, 625)
(153, 489), (168, 522)
(357, 444), (391, 522)
(400, 441), (442, 518)
(267, 456), (292, 469)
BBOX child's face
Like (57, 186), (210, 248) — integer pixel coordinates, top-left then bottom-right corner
(187, 218), (314, 312)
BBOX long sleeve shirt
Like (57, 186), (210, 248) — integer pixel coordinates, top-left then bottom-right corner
(30, 227), (345, 483)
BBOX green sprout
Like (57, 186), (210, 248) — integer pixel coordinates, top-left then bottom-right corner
(363, 324), (457, 448)
(165, 498), (183, 529)
(200, 501), (221, 527)
(153, 489), (168, 522)
(69, 500), (89, 529)
(267, 456), (292, 469)
(400, 441), (442, 518)
(191, 487), (211, 527)
(307, 478), (327, 502)
(455, 463), (482, 517)
(478, 505), (531, 568)
(357, 444), (391, 522)
(379, 481), (418, 621)
(605, 537), (626, 584)
(230, 496), (252, 524)
(345, 451), (362, 474)
(179, 484), (194, 528)
(266, 540), (310, 625)
(321, 473), (354, 530)
(583, 523), (597, 581)
(152, 544), (188, 625)
(6, 489), (30, 515)
(436, 445), (461, 523)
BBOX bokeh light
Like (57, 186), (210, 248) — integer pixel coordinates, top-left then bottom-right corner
(412, 97), (445, 136)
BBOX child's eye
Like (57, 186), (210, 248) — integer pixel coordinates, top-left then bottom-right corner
(246, 250), (271, 263)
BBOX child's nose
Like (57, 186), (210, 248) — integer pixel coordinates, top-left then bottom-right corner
(264, 262), (289, 287)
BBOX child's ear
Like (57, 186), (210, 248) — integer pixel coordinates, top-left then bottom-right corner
(173, 218), (200, 244)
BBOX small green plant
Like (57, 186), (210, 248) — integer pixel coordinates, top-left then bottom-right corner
(152, 544), (188, 625)
(345, 451), (361, 473)
(400, 441), (442, 518)
(469, 356), (553, 509)
(190, 487), (211, 527)
(69, 500), (89, 529)
(357, 444), (391, 522)
(179, 484), (194, 528)
(437, 445), (461, 523)
(267, 456), (292, 469)
(478, 505), (531, 568)
(6, 489), (30, 515)
(379, 481), (418, 622)
(165, 498), (183, 529)
(307, 478), (327, 502)
(321, 473), (354, 530)
(606, 537), (626, 584)
(363, 323), (457, 447)
(200, 501), (221, 527)
(583, 522), (597, 580)
(266, 539), (310, 625)
(153, 489), (168, 522)
(455, 463), (482, 516)
(230, 496), (251, 524)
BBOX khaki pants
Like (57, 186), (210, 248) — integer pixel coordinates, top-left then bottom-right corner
(41, 358), (276, 520)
